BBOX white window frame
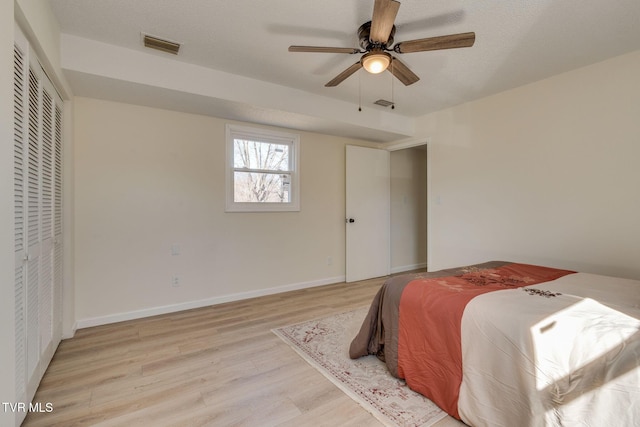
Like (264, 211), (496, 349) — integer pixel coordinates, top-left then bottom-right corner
(225, 124), (300, 212)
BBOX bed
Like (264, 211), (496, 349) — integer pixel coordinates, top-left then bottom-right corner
(349, 261), (640, 426)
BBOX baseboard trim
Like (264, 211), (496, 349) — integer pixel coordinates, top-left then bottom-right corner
(62, 323), (77, 340)
(390, 262), (427, 274)
(76, 275), (346, 330)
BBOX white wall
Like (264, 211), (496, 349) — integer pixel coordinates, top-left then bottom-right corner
(420, 50), (640, 279)
(73, 97), (379, 325)
(14, 0), (62, 76)
(1, 1), (17, 424)
(390, 147), (427, 272)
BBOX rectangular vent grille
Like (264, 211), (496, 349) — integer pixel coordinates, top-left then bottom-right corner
(143, 34), (180, 55)
(374, 99), (394, 107)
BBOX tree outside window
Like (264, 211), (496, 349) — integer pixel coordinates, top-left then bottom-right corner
(233, 139), (291, 203)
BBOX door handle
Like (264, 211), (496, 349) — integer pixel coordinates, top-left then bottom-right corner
(347, 218), (355, 223)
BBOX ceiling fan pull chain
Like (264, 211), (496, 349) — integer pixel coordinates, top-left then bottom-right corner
(391, 60), (395, 109)
(358, 71), (362, 112)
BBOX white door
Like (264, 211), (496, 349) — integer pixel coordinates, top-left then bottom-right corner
(346, 145), (390, 282)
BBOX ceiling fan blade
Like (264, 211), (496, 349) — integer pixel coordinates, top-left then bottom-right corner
(370, 0), (400, 44)
(289, 46), (360, 54)
(325, 62), (363, 87)
(394, 32), (475, 53)
(389, 56), (420, 86)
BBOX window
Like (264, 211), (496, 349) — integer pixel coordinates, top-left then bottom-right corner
(226, 124), (300, 212)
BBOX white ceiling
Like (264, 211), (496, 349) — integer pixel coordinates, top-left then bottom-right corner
(49, 0), (640, 143)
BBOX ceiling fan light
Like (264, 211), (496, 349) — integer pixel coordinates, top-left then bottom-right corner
(362, 51), (391, 74)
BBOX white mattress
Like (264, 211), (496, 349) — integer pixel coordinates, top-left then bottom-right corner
(458, 273), (640, 426)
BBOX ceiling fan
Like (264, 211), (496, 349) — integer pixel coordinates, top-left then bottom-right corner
(288, 0), (475, 87)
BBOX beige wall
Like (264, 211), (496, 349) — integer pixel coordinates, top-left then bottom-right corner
(74, 97), (382, 324)
(390, 147), (427, 272)
(420, 50), (640, 279)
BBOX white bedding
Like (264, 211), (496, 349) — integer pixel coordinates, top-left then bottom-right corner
(459, 273), (640, 426)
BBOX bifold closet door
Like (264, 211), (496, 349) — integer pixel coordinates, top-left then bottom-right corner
(13, 27), (64, 412)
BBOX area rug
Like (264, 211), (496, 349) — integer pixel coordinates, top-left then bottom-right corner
(272, 308), (447, 427)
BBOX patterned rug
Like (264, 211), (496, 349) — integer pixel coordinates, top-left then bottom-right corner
(272, 308), (447, 427)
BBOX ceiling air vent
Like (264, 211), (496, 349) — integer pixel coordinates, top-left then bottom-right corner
(374, 99), (394, 108)
(143, 34), (181, 55)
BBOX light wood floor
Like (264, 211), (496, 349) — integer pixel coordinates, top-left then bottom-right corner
(24, 274), (465, 427)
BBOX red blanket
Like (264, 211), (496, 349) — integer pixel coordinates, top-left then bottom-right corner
(397, 263), (574, 419)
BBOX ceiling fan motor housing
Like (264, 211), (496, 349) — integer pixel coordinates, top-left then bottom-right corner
(358, 21), (395, 51)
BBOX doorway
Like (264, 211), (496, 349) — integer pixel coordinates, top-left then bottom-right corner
(389, 144), (428, 273)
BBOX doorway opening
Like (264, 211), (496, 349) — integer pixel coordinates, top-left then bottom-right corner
(388, 141), (429, 274)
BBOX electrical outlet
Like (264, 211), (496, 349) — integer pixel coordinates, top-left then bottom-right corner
(327, 256), (333, 266)
(171, 275), (180, 287)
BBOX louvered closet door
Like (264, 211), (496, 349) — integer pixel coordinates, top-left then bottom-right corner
(14, 26), (64, 409)
(25, 64), (42, 380)
(53, 103), (63, 335)
(39, 76), (56, 356)
(13, 32), (28, 404)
